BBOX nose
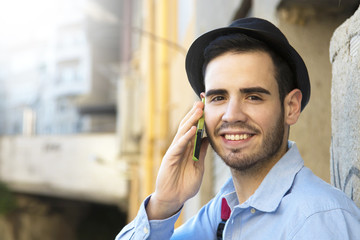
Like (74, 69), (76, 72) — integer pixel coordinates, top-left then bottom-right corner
(221, 98), (248, 123)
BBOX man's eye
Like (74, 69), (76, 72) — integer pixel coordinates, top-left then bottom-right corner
(247, 95), (262, 101)
(211, 96), (225, 102)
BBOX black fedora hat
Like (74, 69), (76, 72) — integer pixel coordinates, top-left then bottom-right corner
(185, 17), (310, 111)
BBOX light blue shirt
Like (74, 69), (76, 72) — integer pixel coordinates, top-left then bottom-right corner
(116, 142), (360, 239)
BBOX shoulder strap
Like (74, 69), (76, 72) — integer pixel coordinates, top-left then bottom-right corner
(217, 198), (231, 240)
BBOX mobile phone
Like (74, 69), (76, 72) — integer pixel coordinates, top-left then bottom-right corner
(192, 98), (205, 161)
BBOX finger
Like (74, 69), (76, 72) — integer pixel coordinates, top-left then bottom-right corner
(178, 102), (198, 127)
(169, 100), (204, 152)
(181, 107), (203, 132)
(172, 107), (203, 144)
(179, 101), (204, 128)
(169, 125), (197, 157)
(178, 100), (205, 135)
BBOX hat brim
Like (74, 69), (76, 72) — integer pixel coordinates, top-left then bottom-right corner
(185, 23), (310, 111)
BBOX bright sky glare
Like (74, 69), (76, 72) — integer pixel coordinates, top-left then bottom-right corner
(0, 0), (58, 47)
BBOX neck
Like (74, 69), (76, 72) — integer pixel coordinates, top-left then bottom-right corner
(231, 141), (288, 204)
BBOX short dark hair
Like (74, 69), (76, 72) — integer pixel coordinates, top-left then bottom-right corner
(202, 33), (295, 106)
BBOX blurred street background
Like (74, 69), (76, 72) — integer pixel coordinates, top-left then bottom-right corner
(0, 0), (359, 239)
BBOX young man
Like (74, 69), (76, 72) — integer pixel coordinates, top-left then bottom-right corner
(116, 17), (360, 239)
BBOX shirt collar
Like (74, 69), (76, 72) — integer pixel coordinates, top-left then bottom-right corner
(224, 141), (304, 213)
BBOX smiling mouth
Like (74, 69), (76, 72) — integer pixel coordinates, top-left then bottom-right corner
(224, 134), (253, 141)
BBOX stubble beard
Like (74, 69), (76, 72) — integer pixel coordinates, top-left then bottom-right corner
(207, 113), (285, 173)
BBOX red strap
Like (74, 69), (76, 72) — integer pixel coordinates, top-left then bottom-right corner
(221, 198), (231, 220)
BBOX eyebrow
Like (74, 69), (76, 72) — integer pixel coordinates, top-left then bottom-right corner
(240, 87), (271, 95)
(205, 87), (271, 97)
(205, 89), (227, 97)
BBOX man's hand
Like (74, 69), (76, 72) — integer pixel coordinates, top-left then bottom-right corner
(146, 100), (209, 220)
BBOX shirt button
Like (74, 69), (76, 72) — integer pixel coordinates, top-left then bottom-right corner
(251, 208), (256, 214)
(143, 227), (149, 234)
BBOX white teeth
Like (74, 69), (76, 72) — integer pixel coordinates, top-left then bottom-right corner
(225, 134), (251, 140)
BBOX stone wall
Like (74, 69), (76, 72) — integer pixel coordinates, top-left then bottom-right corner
(330, 6), (360, 207)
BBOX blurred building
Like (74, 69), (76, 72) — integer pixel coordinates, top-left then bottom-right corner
(0, 0), (120, 135)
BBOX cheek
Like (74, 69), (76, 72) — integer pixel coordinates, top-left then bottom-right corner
(254, 107), (282, 131)
(204, 107), (221, 132)
(245, 104), (281, 129)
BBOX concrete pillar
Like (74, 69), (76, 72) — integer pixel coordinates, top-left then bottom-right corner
(330, 6), (360, 208)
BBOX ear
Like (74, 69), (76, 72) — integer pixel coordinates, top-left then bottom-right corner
(284, 89), (302, 126)
(200, 92), (206, 99)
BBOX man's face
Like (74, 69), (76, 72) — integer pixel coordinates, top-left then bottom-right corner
(201, 51), (287, 171)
